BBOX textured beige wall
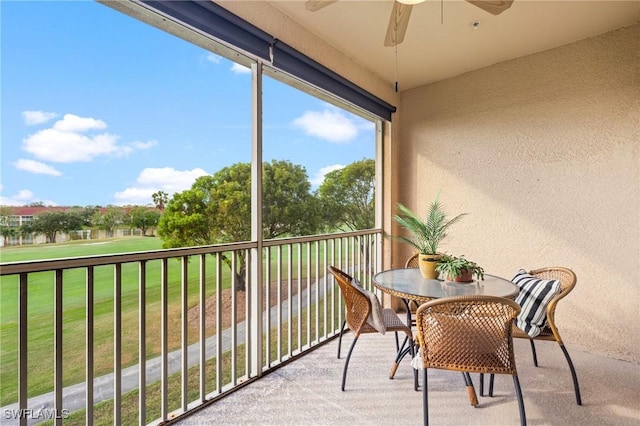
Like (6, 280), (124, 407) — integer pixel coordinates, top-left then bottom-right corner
(397, 25), (640, 361)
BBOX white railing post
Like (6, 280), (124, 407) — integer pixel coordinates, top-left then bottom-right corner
(113, 264), (122, 425)
(137, 262), (146, 426)
(86, 267), (94, 425)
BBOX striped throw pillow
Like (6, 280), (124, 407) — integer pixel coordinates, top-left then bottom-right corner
(512, 269), (561, 337)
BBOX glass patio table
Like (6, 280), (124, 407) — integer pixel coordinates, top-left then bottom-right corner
(372, 267), (519, 392)
(372, 267), (519, 305)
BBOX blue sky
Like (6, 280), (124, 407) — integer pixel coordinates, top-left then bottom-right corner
(1, 1), (375, 207)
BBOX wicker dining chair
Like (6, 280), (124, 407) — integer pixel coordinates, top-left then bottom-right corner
(415, 295), (526, 426)
(336, 283), (400, 360)
(405, 252), (420, 268)
(404, 253), (422, 324)
(510, 266), (582, 405)
(328, 266), (414, 391)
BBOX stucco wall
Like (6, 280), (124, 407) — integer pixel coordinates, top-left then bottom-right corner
(397, 25), (639, 362)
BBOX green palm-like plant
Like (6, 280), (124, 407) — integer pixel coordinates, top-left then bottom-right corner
(392, 196), (467, 255)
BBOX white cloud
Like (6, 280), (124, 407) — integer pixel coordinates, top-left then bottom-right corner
(206, 53), (221, 64)
(112, 187), (157, 206)
(14, 159), (62, 176)
(22, 110), (58, 125)
(231, 63), (250, 74)
(0, 189), (56, 206)
(0, 189), (35, 206)
(23, 128), (123, 162)
(311, 164), (345, 187)
(113, 167), (209, 206)
(292, 109), (358, 143)
(53, 114), (106, 132)
(131, 140), (158, 150)
(22, 113), (152, 163)
(357, 119), (376, 132)
(204, 53), (248, 74)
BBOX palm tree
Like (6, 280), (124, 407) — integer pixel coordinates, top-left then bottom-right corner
(152, 191), (169, 210)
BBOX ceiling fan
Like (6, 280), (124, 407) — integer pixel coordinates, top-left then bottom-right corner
(305, 0), (514, 47)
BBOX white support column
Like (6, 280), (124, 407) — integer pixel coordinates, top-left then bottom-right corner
(375, 119), (384, 272)
(250, 60), (264, 378)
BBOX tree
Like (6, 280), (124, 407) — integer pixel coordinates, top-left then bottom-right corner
(262, 160), (321, 238)
(129, 207), (161, 236)
(0, 226), (17, 242)
(158, 160), (321, 291)
(316, 158), (376, 269)
(159, 168), (248, 291)
(74, 206), (98, 228)
(22, 211), (84, 243)
(158, 175), (221, 248)
(93, 207), (126, 237)
(0, 206), (15, 229)
(0, 206), (18, 245)
(152, 191), (169, 210)
(316, 158), (375, 231)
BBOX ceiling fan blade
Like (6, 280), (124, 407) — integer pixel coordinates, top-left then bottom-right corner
(305, 0), (338, 12)
(465, 0), (514, 15)
(384, 1), (413, 47)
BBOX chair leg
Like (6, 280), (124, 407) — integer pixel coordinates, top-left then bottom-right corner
(411, 339), (419, 391)
(390, 335), (409, 379)
(529, 338), (582, 405)
(395, 331), (400, 352)
(480, 373), (495, 397)
(513, 375), (527, 426)
(337, 320), (346, 359)
(529, 339), (538, 367)
(389, 335), (420, 391)
(559, 343), (583, 405)
(341, 336), (359, 391)
(489, 374), (495, 397)
(422, 368), (429, 426)
(463, 372), (479, 406)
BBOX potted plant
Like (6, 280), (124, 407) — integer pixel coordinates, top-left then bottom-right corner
(392, 194), (467, 279)
(436, 254), (485, 283)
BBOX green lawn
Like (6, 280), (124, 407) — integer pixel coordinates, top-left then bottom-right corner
(0, 237), (232, 405)
(0, 236), (322, 406)
(0, 236), (163, 263)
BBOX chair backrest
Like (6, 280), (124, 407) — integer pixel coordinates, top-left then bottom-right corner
(405, 253), (419, 268)
(327, 266), (372, 336)
(528, 266), (576, 299)
(404, 254), (424, 312)
(527, 266), (576, 328)
(415, 295), (521, 375)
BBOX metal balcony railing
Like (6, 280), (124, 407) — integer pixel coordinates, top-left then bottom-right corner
(0, 230), (382, 425)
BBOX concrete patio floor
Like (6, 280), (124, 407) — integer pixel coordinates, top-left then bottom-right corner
(174, 332), (640, 426)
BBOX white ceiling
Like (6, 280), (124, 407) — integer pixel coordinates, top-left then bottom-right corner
(268, 0), (639, 91)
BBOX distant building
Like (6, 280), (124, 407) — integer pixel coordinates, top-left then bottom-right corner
(0, 205), (156, 247)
